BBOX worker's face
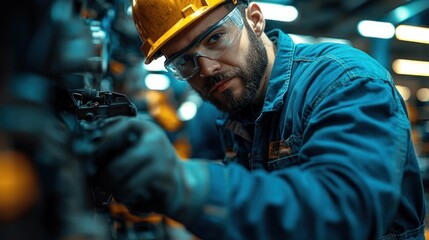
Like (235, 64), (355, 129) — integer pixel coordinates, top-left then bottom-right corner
(162, 5), (268, 113)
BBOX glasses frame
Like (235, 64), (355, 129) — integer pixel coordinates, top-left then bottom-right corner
(164, 7), (244, 81)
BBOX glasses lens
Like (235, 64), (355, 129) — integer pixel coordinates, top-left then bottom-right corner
(165, 7), (243, 81)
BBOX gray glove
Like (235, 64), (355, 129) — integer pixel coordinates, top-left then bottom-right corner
(96, 116), (209, 224)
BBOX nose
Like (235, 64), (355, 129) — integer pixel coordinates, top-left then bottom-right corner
(197, 56), (221, 77)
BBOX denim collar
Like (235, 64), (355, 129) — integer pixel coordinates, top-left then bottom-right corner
(261, 29), (295, 114)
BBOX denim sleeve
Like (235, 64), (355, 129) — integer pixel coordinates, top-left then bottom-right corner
(186, 77), (413, 240)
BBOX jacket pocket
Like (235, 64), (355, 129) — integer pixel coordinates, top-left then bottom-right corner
(267, 135), (303, 171)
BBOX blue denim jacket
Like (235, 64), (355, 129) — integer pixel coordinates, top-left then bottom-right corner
(187, 30), (426, 240)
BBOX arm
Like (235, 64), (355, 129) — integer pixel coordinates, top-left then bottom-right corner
(96, 76), (412, 240)
(187, 77), (408, 239)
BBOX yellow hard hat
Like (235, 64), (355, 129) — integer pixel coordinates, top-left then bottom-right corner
(132, 0), (244, 64)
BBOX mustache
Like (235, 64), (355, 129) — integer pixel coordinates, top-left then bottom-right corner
(203, 69), (241, 96)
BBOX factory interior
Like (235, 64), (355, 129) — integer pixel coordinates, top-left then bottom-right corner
(1, 0), (429, 239)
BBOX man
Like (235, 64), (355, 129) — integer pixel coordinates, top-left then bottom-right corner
(97, 0), (426, 239)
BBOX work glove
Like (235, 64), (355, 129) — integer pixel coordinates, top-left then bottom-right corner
(95, 116), (210, 224)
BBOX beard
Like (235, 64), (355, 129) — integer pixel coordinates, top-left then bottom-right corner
(199, 25), (268, 113)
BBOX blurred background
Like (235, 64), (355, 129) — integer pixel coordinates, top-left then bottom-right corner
(0, 0), (428, 239)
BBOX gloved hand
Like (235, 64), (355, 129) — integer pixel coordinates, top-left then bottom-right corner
(95, 116), (209, 224)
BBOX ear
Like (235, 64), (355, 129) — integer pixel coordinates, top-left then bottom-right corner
(245, 2), (265, 37)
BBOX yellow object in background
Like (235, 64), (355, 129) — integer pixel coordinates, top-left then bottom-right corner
(0, 151), (40, 222)
(146, 90), (183, 132)
(174, 137), (192, 160)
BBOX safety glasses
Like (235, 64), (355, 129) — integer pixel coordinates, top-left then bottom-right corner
(164, 7), (244, 81)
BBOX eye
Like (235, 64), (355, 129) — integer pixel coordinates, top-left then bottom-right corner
(208, 33), (222, 44)
(205, 28), (228, 47)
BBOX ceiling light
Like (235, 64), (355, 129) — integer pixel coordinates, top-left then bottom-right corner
(396, 25), (429, 44)
(255, 2), (298, 22)
(392, 59), (429, 77)
(144, 73), (170, 90)
(416, 88), (429, 102)
(177, 101), (198, 121)
(357, 20), (395, 39)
